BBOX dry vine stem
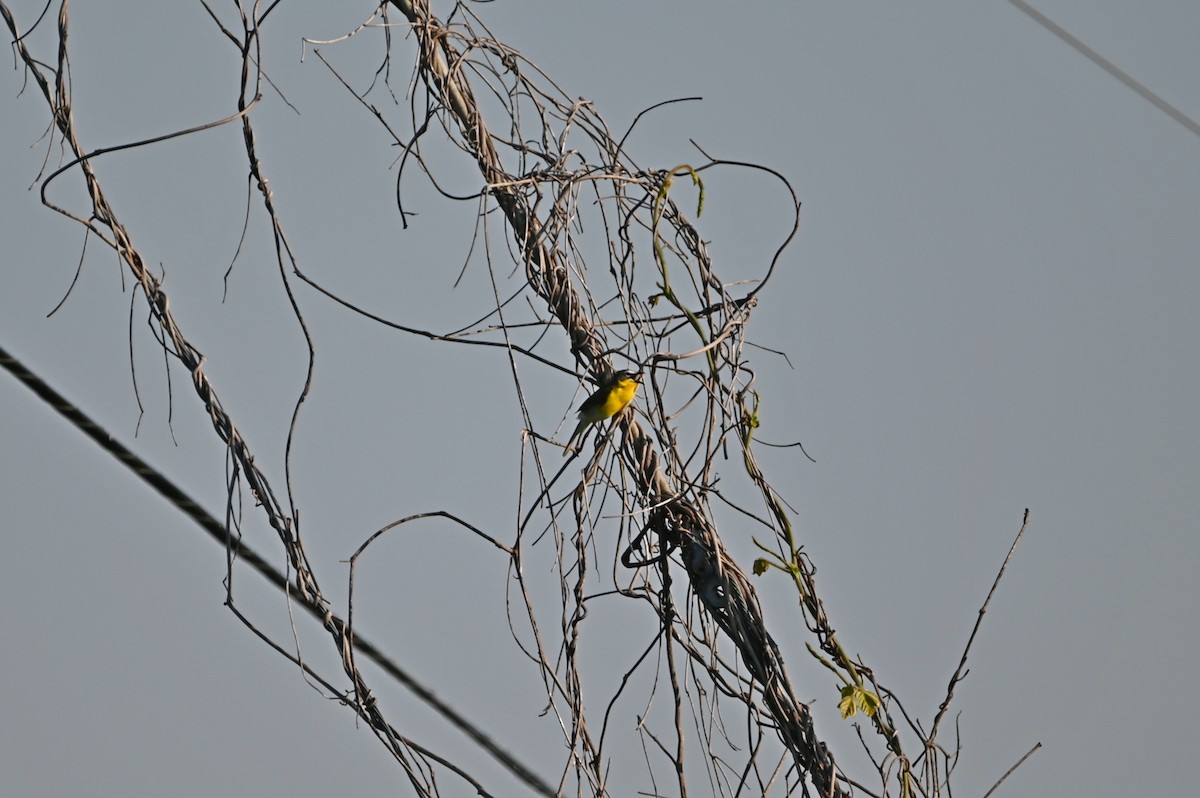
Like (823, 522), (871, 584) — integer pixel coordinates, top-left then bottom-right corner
(382, 1), (851, 795)
(1, 0), (1036, 796)
(1, 3), (512, 797)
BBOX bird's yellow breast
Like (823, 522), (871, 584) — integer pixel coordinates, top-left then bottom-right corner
(600, 377), (640, 418)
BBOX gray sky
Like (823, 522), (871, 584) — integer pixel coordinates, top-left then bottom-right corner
(2, 2), (1197, 796)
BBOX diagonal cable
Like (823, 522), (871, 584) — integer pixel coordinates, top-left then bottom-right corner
(1009, 0), (1200, 138)
(0, 341), (555, 798)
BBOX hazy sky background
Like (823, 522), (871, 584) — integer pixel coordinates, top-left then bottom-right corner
(2, 2), (1197, 796)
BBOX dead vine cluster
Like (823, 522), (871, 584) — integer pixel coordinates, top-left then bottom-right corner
(3, 1), (1034, 797)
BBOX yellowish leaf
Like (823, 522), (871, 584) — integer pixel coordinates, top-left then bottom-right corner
(839, 685), (882, 719)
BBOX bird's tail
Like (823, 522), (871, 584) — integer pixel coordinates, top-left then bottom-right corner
(562, 419), (587, 456)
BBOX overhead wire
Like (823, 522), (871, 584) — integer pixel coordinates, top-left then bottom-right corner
(0, 341), (556, 798)
(1008, 0), (1200, 138)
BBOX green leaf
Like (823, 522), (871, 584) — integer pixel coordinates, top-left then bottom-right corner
(752, 558), (771, 576)
(838, 685), (882, 719)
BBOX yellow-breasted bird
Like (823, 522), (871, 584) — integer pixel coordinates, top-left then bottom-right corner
(563, 370), (643, 455)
